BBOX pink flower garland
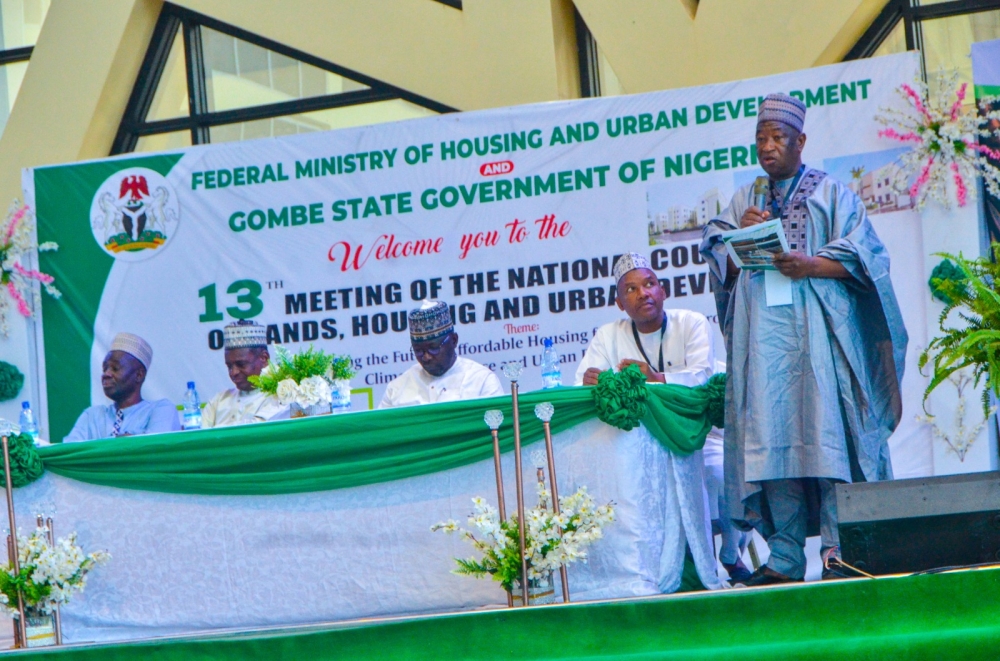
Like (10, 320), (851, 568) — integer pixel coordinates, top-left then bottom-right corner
(952, 162), (968, 206)
(911, 156), (935, 200)
(949, 83), (967, 122)
(5, 281), (30, 317)
(3, 204), (25, 243)
(901, 84), (932, 122)
(877, 127), (923, 143)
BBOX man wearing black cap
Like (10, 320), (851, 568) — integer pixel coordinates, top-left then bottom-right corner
(378, 300), (504, 409)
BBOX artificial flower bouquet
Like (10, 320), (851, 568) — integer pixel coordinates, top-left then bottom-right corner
(249, 345), (356, 413)
(433, 482), (614, 595)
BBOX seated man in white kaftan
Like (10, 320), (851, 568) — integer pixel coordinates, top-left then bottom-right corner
(575, 252), (714, 387)
(700, 93), (907, 586)
(379, 300), (504, 409)
(575, 252), (722, 593)
(202, 320), (288, 428)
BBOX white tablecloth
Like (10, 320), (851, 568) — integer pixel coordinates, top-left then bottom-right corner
(8, 420), (718, 643)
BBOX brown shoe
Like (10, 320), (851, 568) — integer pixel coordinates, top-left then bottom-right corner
(737, 565), (803, 587)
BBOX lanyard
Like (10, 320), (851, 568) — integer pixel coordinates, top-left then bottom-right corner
(769, 165), (805, 221)
(631, 315), (668, 373)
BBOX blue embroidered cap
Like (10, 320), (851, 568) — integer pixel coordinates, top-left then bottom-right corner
(409, 300), (454, 342)
(757, 93), (806, 132)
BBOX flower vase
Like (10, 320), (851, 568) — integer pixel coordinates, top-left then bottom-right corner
(24, 609), (55, 648)
(289, 401), (332, 418)
(332, 378), (351, 414)
(509, 572), (555, 606)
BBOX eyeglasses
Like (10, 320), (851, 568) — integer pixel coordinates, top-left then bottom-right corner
(413, 344), (446, 358)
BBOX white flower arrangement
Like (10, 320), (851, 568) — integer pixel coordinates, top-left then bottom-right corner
(0, 202), (60, 337)
(275, 374), (332, 408)
(432, 482), (615, 593)
(250, 346), (354, 410)
(875, 71), (1000, 209)
(0, 525), (109, 617)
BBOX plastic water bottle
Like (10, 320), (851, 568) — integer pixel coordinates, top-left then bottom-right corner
(18, 402), (38, 444)
(541, 338), (562, 388)
(182, 382), (202, 430)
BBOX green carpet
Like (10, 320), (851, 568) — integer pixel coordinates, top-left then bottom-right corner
(19, 567), (1000, 660)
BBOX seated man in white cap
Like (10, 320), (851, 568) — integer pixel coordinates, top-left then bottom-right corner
(574, 253), (722, 593)
(64, 332), (181, 442)
(202, 320), (288, 428)
(378, 300), (504, 409)
(575, 252), (713, 387)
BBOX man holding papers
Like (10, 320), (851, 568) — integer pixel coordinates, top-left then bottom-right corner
(700, 93), (907, 585)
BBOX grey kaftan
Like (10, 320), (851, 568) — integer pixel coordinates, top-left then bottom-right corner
(700, 169), (907, 531)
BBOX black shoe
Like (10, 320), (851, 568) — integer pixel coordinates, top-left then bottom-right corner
(821, 557), (857, 580)
(737, 565), (803, 587)
(723, 563), (753, 583)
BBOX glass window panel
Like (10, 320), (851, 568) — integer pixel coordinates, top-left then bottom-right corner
(872, 20), (907, 58)
(0, 59), (26, 136)
(922, 10), (1000, 101)
(0, 0), (50, 50)
(145, 29), (188, 121)
(202, 27), (369, 113)
(134, 130), (192, 153)
(209, 99), (438, 144)
(597, 45), (624, 97)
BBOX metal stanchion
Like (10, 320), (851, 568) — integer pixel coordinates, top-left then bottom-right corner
(534, 403), (569, 603)
(38, 515), (61, 645)
(0, 430), (26, 645)
(483, 410), (512, 608)
(501, 362), (529, 606)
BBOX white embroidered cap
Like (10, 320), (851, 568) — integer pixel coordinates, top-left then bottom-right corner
(613, 252), (652, 283)
(109, 332), (153, 369)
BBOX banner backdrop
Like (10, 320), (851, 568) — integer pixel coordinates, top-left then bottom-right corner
(27, 52), (930, 467)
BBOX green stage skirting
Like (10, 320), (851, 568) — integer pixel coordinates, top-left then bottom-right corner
(15, 568), (1000, 660)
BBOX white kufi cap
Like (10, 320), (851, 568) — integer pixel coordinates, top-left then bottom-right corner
(109, 332), (153, 369)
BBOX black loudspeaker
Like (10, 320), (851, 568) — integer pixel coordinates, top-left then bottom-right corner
(837, 471), (1000, 575)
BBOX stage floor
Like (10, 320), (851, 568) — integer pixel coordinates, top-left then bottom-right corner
(5, 566), (1000, 660)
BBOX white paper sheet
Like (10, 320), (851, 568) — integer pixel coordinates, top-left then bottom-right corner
(764, 270), (793, 306)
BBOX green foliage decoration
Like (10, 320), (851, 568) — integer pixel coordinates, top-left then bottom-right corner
(0, 432), (43, 488)
(928, 258), (969, 305)
(0, 361), (23, 402)
(919, 244), (1000, 415)
(249, 345), (355, 394)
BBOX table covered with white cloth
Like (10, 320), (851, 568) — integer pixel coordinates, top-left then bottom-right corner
(3, 384), (722, 643)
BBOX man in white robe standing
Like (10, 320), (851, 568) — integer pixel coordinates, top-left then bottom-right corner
(701, 93), (907, 585)
(576, 252), (721, 592)
(379, 300), (504, 409)
(202, 320), (288, 428)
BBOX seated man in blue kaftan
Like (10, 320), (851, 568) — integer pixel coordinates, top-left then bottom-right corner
(700, 93), (907, 585)
(64, 332), (181, 442)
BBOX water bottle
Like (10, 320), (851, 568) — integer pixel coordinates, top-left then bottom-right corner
(182, 382), (202, 430)
(541, 338), (562, 389)
(18, 402), (38, 444)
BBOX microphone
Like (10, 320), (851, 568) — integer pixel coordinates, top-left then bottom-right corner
(753, 176), (768, 213)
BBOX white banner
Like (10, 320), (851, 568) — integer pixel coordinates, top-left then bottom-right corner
(28, 53), (931, 472)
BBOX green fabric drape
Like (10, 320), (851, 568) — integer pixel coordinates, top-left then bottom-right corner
(29, 381), (720, 497)
(0, 433), (44, 488)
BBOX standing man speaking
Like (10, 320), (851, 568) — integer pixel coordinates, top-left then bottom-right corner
(701, 93), (908, 585)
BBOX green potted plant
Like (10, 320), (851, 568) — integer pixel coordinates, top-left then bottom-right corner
(919, 245), (1000, 417)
